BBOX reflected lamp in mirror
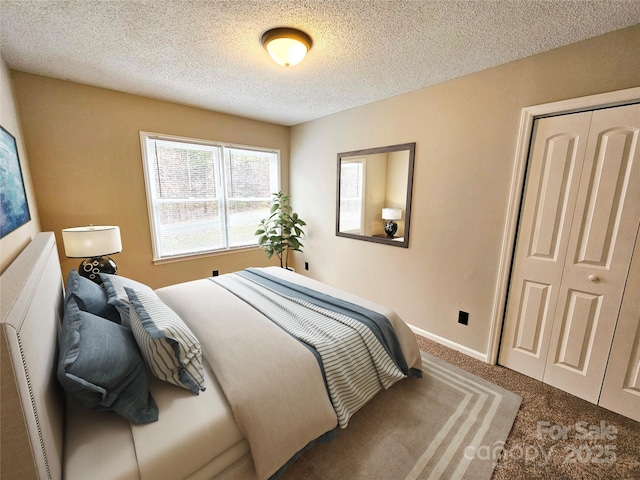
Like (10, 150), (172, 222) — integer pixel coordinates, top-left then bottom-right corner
(62, 225), (122, 283)
(382, 208), (402, 238)
(336, 142), (415, 248)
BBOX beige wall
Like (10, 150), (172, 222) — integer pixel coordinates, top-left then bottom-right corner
(289, 25), (640, 357)
(0, 56), (40, 273)
(11, 74), (290, 287)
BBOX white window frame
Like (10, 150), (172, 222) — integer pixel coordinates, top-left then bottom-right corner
(139, 131), (280, 263)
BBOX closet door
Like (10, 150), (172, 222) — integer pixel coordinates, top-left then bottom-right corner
(542, 104), (640, 402)
(498, 112), (592, 380)
(599, 234), (640, 422)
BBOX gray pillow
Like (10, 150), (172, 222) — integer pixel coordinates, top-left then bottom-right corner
(57, 296), (158, 424)
(65, 269), (120, 323)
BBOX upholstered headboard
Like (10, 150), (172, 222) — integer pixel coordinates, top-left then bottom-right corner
(1, 232), (65, 479)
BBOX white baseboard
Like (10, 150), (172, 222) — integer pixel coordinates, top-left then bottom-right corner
(409, 324), (488, 363)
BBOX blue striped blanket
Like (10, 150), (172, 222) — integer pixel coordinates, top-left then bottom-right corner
(212, 268), (421, 428)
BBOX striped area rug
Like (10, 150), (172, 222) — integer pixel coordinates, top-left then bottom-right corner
(279, 351), (522, 480)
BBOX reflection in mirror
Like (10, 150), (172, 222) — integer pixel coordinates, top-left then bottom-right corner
(336, 143), (415, 248)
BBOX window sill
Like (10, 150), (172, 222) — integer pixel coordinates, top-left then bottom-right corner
(152, 245), (260, 265)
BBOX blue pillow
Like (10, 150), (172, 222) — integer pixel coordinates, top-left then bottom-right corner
(65, 269), (120, 323)
(57, 296), (158, 424)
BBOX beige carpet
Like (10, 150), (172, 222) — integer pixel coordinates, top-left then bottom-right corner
(415, 335), (640, 480)
(219, 349), (521, 480)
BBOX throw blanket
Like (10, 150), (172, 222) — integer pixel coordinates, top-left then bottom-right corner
(213, 268), (415, 428)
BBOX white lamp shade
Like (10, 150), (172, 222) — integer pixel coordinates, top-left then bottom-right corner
(62, 226), (122, 258)
(382, 208), (402, 220)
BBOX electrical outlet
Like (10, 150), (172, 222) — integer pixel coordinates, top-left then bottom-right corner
(305, 262), (309, 271)
(458, 311), (469, 326)
(212, 270), (219, 277)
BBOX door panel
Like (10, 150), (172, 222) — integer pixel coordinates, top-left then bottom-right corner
(512, 281), (551, 355)
(575, 127), (638, 266)
(543, 104), (640, 403)
(499, 112), (592, 380)
(530, 134), (583, 260)
(623, 329), (640, 392)
(553, 289), (601, 373)
(622, 323), (640, 394)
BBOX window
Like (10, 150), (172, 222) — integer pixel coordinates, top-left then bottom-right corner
(339, 159), (365, 234)
(140, 132), (279, 261)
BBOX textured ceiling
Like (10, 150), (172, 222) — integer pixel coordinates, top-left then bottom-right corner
(1, 1), (639, 126)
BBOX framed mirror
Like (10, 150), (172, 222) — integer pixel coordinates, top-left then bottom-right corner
(336, 142), (415, 248)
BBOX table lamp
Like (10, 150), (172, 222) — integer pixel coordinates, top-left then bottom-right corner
(382, 208), (402, 238)
(62, 225), (122, 283)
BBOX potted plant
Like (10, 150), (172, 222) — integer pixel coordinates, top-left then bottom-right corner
(255, 191), (306, 269)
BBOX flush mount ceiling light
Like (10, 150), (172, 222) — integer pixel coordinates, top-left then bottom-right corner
(261, 27), (312, 67)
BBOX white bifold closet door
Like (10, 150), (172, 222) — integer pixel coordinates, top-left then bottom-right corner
(499, 103), (640, 416)
(599, 233), (640, 421)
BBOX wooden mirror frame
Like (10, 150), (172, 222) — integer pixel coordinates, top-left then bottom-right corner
(336, 142), (415, 248)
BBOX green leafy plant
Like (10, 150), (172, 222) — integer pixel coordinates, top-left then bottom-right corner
(255, 191), (306, 269)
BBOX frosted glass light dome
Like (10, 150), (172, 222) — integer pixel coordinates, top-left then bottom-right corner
(261, 28), (312, 67)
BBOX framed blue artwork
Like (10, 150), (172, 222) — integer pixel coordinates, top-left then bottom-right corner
(0, 126), (30, 238)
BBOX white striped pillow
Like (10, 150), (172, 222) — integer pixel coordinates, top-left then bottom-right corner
(125, 287), (205, 394)
(100, 274), (155, 327)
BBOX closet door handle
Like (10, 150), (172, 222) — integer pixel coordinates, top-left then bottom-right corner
(588, 274), (600, 282)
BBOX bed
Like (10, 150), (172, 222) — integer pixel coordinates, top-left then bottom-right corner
(1, 232), (422, 480)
